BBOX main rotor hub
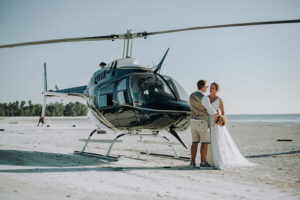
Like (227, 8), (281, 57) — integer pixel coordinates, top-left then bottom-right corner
(124, 30), (132, 39)
(123, 30), (134, 58)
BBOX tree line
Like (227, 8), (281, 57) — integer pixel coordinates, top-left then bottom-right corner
(0, 100), (88, 116)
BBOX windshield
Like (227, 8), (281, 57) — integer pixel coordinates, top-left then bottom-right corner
(163, 75), (189, 102)
(130, 73), (176, 106)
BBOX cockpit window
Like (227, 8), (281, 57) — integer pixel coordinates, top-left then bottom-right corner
(130, 73), (176, 106)
(163, 75), (189, 102)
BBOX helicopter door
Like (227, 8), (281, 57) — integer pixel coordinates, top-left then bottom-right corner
(116, 78), (138, 128)
(98, 83), (118, 127)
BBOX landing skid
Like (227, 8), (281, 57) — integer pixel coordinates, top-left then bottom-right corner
(74, 129), (188, 162)
(74, 129), (123, 161)
(74, 151), (119, 161)
(140, 152), (190, 161)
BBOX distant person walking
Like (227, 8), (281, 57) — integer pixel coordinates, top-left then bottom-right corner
(37, 111), (45, 127)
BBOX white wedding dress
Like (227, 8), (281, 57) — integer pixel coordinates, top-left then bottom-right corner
(210, 98), (256, 169)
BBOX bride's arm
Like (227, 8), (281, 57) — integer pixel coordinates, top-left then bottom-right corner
(219, 98), (225, 115)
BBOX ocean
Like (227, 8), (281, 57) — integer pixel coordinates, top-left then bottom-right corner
(226, 114), (300, 123)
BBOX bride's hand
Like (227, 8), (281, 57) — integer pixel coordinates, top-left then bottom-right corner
(214, 114), (219, 121)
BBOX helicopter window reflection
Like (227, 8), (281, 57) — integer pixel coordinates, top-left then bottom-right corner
(130, 74), (176, 106)
(163, 75), (189, 102)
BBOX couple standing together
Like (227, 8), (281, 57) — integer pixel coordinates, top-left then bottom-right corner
(189, 80), (255, 169)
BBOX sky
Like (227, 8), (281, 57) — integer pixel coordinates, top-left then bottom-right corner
(0, 0), (299, 114)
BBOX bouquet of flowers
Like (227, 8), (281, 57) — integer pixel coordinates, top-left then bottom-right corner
(215, 115), (226, 126)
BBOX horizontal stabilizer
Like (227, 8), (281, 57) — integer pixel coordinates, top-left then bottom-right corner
(56, 85), (87, 95)
(43, 85), (88, 99)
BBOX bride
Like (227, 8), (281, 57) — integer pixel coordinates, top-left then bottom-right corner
(208, 82), (256, 169)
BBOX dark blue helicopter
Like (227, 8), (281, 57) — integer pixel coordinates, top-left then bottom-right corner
(43, 49), (191, 159)
(1, 19), (299, 160)
(44, 50), (191, 151)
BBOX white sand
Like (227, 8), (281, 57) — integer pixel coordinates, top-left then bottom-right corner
(0, 117), (299, 200)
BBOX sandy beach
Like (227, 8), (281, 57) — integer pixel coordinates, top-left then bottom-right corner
(0, 117), (299, 200)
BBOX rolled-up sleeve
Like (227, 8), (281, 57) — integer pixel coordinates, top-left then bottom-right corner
(201, 96), (217, 115)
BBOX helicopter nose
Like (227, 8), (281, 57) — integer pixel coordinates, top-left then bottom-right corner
(135, 100), (191, 131)
(170, 101), (190, 113)
(169, 101), (190, 112)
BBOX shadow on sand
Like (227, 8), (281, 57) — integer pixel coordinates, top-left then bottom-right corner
(0, 166), (214, 173)
(0, 149), (108, 167)
(245, 150), (300, 158)
(0, 149), (216, 173)
(4, 149), (298, 174)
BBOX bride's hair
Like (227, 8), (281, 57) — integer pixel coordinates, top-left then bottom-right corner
(211, 82), (220, 91)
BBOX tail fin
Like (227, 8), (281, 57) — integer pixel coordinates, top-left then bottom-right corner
(44, 62), (48, 91)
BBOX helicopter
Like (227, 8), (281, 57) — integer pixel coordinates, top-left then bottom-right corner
(1, 19), (299, 161)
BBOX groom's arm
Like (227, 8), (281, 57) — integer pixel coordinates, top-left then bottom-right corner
(201, 96), (218, 117)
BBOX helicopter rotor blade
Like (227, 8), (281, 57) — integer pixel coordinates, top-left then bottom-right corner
(144, 19), (300, 37)
(0, 34), (120, 48)
(0, 19), (299, 49)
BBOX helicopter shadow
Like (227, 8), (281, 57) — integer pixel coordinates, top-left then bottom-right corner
(0, 149), (217, 173)
(0, 149), (108, 167)
(0, 165), (217, 174)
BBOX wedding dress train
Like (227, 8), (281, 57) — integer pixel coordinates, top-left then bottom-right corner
(210, 98), (256, 169)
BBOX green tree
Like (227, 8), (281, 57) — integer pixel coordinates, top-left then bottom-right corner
(64, 103), (75, 116)
(0, 100), (88, 117)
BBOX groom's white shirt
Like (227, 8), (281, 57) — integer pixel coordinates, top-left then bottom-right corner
(197, 90), (217, 115)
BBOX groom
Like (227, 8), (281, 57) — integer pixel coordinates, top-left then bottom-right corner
(189, 80), (218, 168)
